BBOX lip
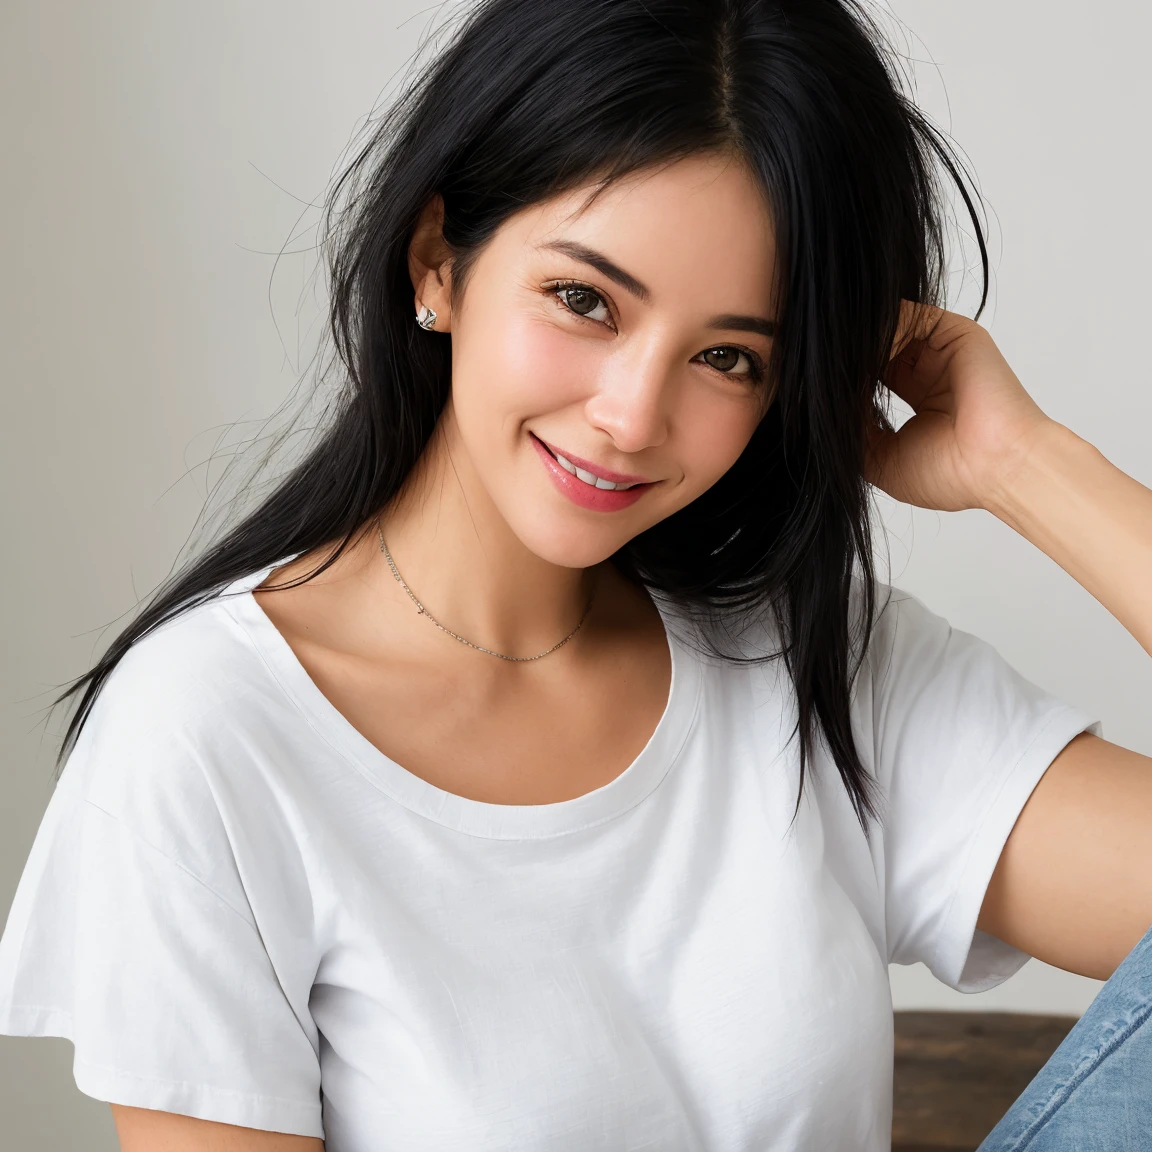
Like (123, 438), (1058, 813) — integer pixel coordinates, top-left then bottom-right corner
(530, 433), (656, 513)
(533, 435), (651, 485)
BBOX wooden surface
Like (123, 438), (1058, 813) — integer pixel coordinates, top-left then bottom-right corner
(891, 1011), (1076, 1152)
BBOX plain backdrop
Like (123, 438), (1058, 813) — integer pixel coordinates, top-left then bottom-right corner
(2, 1), (1149, 1147)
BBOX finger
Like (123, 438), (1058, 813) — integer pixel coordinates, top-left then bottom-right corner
(889, 299), (945, 362)
(863, 419), (901, 495)
(882, 302), (955, 413)
(881, 344), (938, 413)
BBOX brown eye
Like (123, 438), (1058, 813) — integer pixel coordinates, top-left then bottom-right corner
(562, 286), (602, 316)
(702, 347), (741, 372)
(696, 345), (764, 383)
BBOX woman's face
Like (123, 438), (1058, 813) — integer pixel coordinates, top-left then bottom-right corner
(433, 151), (777, 569)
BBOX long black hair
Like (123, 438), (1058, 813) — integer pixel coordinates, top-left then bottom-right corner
(56, 0), (986, 827)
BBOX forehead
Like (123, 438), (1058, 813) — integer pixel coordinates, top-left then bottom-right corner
(496, 153), (778, 310)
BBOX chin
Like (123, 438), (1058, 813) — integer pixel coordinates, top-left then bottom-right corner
(506, 510), (638, 571)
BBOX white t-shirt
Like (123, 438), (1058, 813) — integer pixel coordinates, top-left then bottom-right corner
(0, 565), (1096, 1150)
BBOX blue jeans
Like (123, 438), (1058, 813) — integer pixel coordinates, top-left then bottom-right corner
(976, 922), (1152, 1151)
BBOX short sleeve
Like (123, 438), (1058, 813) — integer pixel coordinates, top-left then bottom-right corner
(0, 621), (324, 1137)
(864, 589), (1099, 993)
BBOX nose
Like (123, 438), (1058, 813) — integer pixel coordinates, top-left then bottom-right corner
(582, 337), (674, 455)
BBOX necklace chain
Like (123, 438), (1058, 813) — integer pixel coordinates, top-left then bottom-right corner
(376, 521), (594, 662)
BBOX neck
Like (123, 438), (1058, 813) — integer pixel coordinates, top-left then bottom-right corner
(376, 407), (597, 658)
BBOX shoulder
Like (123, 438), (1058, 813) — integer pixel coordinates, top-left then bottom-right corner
(854, 582), (1087, 775)
(656, 582), (940, 672)
(862, 584), (953, 680)
(71, 589), (291, 876)
(860, 583), (1017, 707)
(95, 589), (272, 734)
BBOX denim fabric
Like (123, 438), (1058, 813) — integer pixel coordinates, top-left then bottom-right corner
(977, 922), (1152, 1151)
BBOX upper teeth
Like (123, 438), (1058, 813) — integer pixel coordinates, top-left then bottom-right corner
(554, 452), (637, 490)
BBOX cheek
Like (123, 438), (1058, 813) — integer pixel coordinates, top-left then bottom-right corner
(453, 303), (595, 436)
(674, 387), (762, 495)
(493, 313), (596, 418)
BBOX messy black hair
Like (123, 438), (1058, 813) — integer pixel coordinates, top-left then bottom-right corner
(58, 0), (986, 828)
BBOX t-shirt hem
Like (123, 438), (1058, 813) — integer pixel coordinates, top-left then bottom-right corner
(932, 707), (1101, 992)
(0, 1002), (74, 1040)
(0, 1005), (323, 1140)
(72, 1059), (325, 1139)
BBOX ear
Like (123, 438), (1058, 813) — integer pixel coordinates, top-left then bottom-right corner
(407, 194), (455, 332)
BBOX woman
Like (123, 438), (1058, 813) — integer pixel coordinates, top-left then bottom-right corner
(1, 0), (1149, 1149)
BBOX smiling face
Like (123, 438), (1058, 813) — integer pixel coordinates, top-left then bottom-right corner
(416, 150), (778, 570)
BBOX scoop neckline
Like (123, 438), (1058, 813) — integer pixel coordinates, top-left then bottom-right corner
(217, 561), (703, 840)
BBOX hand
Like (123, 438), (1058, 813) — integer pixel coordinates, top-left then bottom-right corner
(866, 303), (1052, 513)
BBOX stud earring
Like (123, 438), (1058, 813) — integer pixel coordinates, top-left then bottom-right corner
(416, 305), (438, 331)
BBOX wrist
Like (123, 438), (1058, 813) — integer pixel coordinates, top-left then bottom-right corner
(983, 419), (1099, 532)
(980, 414), (1152, 658)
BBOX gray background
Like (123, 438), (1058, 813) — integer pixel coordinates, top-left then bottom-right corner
(2, 1), (1149, 1146)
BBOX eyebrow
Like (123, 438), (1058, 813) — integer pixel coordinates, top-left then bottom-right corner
(539, 239), (776, 339)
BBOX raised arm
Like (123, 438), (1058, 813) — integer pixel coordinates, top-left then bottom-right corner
(975, 421), (1152, 978)
(869, 305), (1152, 980)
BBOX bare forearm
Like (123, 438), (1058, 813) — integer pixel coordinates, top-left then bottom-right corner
(986, 420), (1152, 657)
(111, 1106), (324, 1152)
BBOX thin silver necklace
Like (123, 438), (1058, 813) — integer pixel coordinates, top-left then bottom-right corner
(376, 520), (595, 662)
